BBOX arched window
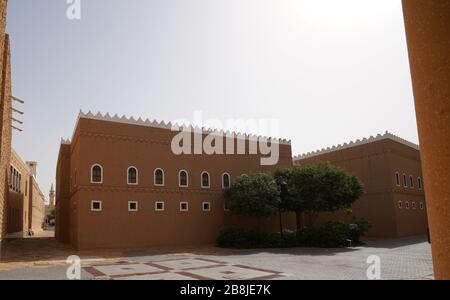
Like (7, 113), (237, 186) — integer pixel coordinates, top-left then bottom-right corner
(201, 172), (210, 188)
(12, 168), (16, 191)
(9, 166), (13, 188)
(222, 173), (231, 189)
(417, 177), (423, 190)
(18, 174), (21, 193)
(91, 164), (103, 183)
(127, 167), (138, 185)
(395, 172), (400, 186)
(409, 175), (414, 188)
(179, 170), (188, 187)
(154, 168), (164, 186)
(403, 174), (407, 187)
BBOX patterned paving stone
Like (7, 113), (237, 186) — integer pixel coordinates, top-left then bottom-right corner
(151, 258), (223, 271)
(84, 258), (284, 280)
(94, 263), (163, 277)
(183, 265), (280, 280)
(0, 236), (433, 280)
(115, 272), (195, 280)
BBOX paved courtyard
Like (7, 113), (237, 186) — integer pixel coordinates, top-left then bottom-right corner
(0, 235), (433, 280)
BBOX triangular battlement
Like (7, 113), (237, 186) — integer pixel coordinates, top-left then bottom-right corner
(293, 131), (419, 161)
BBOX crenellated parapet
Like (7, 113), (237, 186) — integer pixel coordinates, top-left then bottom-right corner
(293, 131), (419, 161)
(60, 138), (71, 145)
(73, 110), (292, 145)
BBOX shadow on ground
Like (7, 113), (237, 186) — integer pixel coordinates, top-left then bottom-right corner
(362, 235), (429, 249)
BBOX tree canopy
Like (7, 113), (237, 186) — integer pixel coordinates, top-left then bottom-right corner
(274, 162), (364, 214)
(226, 173), (281, 218)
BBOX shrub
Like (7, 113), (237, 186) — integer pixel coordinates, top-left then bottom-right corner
(296, 220), (372, 248)
(216, 219), (372, 249)
(216, 228), (246, 248)
(279, 229), (297, 247)
(309, 222), (349, 247)
(216, 228), (293, 249)
(348, 218), (373, 245)
(216, 228), (275, 249)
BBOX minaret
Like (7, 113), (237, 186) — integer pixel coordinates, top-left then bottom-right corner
(49, 183), (55, 207)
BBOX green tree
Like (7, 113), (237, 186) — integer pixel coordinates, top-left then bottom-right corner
(226, 173), (281, 218)
(46, 207), (56, 226)
(274, 162), (364, 230)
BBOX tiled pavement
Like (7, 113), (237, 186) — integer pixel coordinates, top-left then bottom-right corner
(84, 257), (285, 280)
(82, 236), (434, 280)
(0, 235), (434, 280)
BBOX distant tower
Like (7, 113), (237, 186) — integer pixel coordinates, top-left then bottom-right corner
(49, 184), (55, 207)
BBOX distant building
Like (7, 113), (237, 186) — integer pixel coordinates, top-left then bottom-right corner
(293, 132), (428, 238)
(8, 149), (46, 235)
(56, 112), (294, 250)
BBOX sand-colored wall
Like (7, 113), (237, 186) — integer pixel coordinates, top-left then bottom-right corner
(29, 176), (45, 232)
(57, 116), (295, 250)
(295, 138), (428, 238)
(55, 144), (71, 243)
(0, 0), (11, 243)
(402, 0), (450, 278)
(7, 150), (46, 234)
(8, 149), (30, 233)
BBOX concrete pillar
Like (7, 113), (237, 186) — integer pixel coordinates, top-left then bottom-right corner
(402, 0), (450, 279)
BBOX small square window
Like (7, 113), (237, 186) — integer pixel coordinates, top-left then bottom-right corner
(202, 202), (211, 212)
(155, 201), (165, 211)
(91, 200), (102, 212)
(128, 201), (138, 212)
(180, 202), (189, 212)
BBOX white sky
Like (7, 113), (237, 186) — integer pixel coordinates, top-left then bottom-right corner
(7, 0), (418, 201)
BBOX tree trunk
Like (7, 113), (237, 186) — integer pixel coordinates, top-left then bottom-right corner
(305, 211), (318, 228)
(279, 209), (284, 237)
(295, 211), (304, 231)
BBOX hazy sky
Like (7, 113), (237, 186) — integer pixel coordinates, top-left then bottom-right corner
(7, 0), (418, 201)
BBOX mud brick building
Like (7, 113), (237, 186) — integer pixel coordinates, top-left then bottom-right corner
(294, 132), (428, 238)
(56, 111), (295, 250)
(8, 149), (46, 234)
(0, 1), (46, 246)
(0, 0), (11, 249)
